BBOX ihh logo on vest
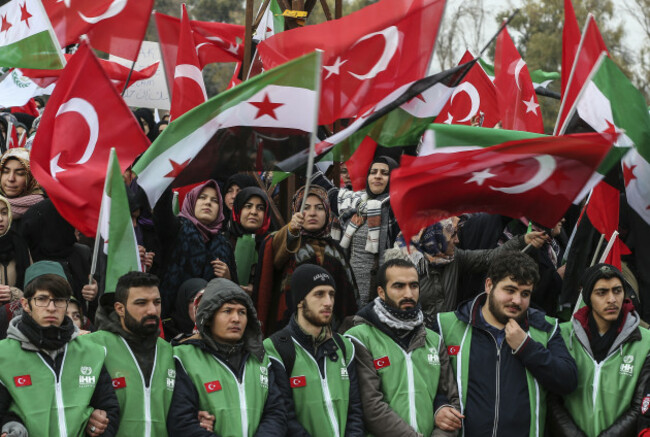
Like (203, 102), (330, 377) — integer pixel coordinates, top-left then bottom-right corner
(166, 378), (175, 390)
(79, 367), (96, 387)
(260, 374), (269, 389)
(340, 367), (349, 380)
(620, 355), (635, 376)
(428, 348), (440, 366)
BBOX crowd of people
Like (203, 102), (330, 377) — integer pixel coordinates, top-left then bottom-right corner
(0, 103), (650, 437)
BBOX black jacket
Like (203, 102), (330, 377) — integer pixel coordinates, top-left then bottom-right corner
(433, 293), (578, 437)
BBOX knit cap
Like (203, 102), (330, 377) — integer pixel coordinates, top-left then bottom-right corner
(24, 260), (67, 288)
(290, 264), (336, 313)
(580, 263), (626, 307)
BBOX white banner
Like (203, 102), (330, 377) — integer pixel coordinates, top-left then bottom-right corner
(0, 69), (54, 108)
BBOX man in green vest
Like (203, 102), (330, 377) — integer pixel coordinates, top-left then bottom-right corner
(169, 278), (286, 435)
(264, 264), (364, 437)
(435, 250), (577, 437)
(346, 256), (462, 437)
(0, 261), (119, 437)
(88, 271), (210, 436)
(548, 263), (650, 437)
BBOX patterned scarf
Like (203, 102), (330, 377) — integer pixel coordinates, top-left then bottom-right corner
(395, 218), (459, 269)
(372, 297), (423, 331)
(338, 191), (387, 253)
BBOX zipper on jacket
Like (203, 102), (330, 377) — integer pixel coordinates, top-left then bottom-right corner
(38, 345), (69, 437)
(592, 361), (603, 410)
(402, 350), (418, 431)
(213, 356), (249, 434)
(485, 332), (501, 437)
(121, 338), (157, 437)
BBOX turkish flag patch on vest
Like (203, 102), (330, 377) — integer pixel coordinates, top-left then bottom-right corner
(13, 375), (31, 387)
(112, 377), (127, 389)
(373, 356), (391, 369)
(204, 380), (222, 393)
(447, 346), (460, 356)
(642, 396), (650, 414)
(290, 376), (307, 388)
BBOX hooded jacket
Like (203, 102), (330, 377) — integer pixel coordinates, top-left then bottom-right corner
(168, 278), (286, 436)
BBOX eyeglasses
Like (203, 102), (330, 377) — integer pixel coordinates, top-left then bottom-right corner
(31, 296), (69, 308)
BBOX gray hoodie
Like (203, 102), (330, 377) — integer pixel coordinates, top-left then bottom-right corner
(6, 315), (80, 361)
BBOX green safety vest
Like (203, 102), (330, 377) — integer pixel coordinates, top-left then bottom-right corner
(174, 343), (270, 437)
(437, 311), (557, 437)
(0, 335), (106, 437)
(86, 331), (175, 437)
(263, 335), (354, 437)
(560, 321), (650, 436)
(345, 324), (442, 437)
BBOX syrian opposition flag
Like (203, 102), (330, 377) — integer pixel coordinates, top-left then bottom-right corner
(98, 149), (141, 294)
(154, 11), (244, 93)
(43, 0), (153, 61)
(0, 0), (64, 69)
(170, 4), (207, 121)
(253, 0), (284, 42)
(436, 51), (500, 127)
(258, 0), (446, 124)
(555, 14), (609, 135)
(30, 41), (150, 237)
(390, 132), (615, 241)
(133, 50), (322, 208)
(494, 25), (544, 133)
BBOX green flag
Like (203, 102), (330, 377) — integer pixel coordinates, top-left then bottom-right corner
(0, 0), (65, 69)
(478, 58), (559, 89)
(100, 149), (141, 294)
(253, 0), (284, 41)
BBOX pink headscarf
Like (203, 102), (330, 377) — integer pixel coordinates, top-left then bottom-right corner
(178, 180), (225, 242)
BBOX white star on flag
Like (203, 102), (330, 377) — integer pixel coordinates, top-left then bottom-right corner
(465, 168), (496, 186)
(323, 56), (347, 80)
(523, 95), (539, 115)
(443, 113), (453, 125)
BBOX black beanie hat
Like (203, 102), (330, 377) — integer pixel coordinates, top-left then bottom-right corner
(580, 263), (626, 307)
(290, 264), (336, 314)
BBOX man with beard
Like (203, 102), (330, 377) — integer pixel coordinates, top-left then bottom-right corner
(346, 257), (461, 436)
(0, 261), (119, 437)
(264, 264), (364, 436)
(548, 264), (650, 437)
(435, 251), (577, 436)
(88, 271), (212, 436)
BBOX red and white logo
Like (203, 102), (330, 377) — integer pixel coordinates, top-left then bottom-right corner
(290, 376), (307, 388)
(14, 375), (32, 387)
(447, 346), (460, 356)
(373, 356), (391, 370)
(642, 396), (650, 414)
(112, 377), (127, 389)
(204, 380), (222, 393)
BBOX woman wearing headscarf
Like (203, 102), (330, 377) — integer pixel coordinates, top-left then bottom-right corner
(165, 278), (207, 340)
(255, 185), (357, 334)
(312, 156), (400, 306)
(0, 148), (45, 232)
(154, 180), (237, 318)
(222, 173), (257, 223)
(226, 187), (271, 294)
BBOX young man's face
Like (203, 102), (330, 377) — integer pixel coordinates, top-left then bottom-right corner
(300, 285), (335, 327)
(485, 276), (532, 325)
(590, 277), (624, 329)
(211, 301), (247, 344)
(379, 266), (420, 310)
(21, 290), (69, 327)
(115, 286), (161, 336)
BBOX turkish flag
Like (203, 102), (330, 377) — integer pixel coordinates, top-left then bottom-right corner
(390, 132), (615, 242)
(10, 99), (40, 118)
(111, 377), (127, 389)
(562, 0), (581, 96)
(373, 356), (391, 370)
(290, 376), (307, 388)
(555, 14), (609, 134)
(447, 346), (460, 356)
(170, 5), (208, 121)
(346, 136), (378, 191)
(435, 51), (500, 128)
(494, 26), (544, 133)
(258, 0), (445, 124)
(204, 380), (222, 393)
(21, 55), (159, 91)
(43, 0), (153, 61)
(14, 375), (32, 387)
(30, 42), (150, 237)
(154, 11), (244, 94)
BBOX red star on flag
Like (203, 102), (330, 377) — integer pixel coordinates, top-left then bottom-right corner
(165, 158), (191, 178)
(602, 119), (621, 136)
(1, 14), (12, 34)
(623, 162), (637, 188)
(20, 3), (32, 28)
(249, 93), (284, 120)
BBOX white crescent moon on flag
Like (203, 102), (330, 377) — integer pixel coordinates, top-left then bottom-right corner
(291, 378), (300, 386)
(450, 82), (480, 122)
(56, 98), (99, 165)
(17, 377), (26, 385)
(208, 383), (216, 390)
(348, 26), (400, 81)
(78, 0), (128, 24)
(489, 155), (556, 194)
(514, 59), (525, 90)
(174, 64), (208, 100)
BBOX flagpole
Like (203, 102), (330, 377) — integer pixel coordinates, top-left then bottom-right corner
(121, 59), (137, 96)
(90, 150), (115, 280)
(477, 9), (519, 58)
(589, 234), (606, 266)
(300, 50), (323, 214)
(597, 231), (618, 264)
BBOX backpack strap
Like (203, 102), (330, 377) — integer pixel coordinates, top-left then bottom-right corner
(269, 326), (296, 376)
(332, 333), (347, 363)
